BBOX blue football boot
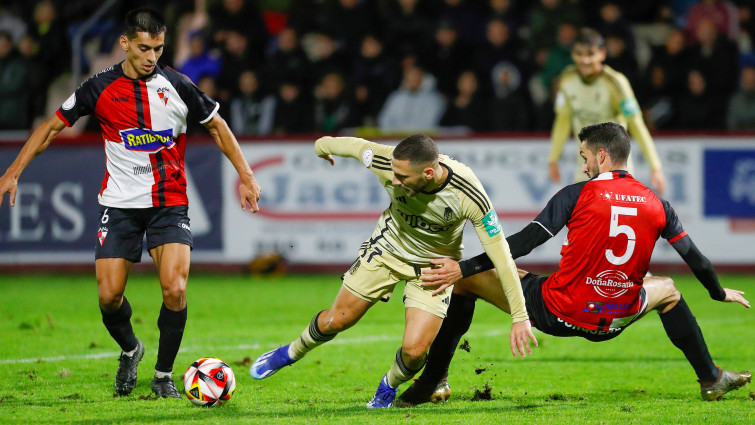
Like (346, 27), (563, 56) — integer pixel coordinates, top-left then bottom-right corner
(250, 344), (296, 379)
(366, 374), (397, 408)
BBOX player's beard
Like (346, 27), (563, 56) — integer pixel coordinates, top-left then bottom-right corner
(402, 180), (428, 197)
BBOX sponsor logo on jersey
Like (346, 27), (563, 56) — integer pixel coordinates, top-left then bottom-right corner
(112, 97), (129, 102)
(583, 301), (604, 313)
(119, 128), (174, 152)
(482, 210), (502, 237)
(600, 190), (646, 204)
(444, 207), (453, 221)
(361, 148), (374, 168)
(98, 227), (108, 245)
(396, 195), (407, 204)
(556, 317), (623, 335)
(395, 208), (455, 233)
(585, 270), (633, 298)
(157, 87), (170, 105)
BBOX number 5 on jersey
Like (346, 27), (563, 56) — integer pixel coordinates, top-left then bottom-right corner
(606, 206), (637, 265)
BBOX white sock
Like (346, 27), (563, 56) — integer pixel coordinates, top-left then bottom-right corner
(154, 370), (172, 379)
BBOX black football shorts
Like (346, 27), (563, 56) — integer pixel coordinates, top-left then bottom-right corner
(95, 205), (193, 263)
(521, 273), (628, 342)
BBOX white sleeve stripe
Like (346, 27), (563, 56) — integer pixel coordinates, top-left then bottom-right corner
(532, 221), (554, 237)
(199, 102), (220, 124)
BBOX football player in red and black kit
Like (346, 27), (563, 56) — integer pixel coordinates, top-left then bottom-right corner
(397, 122), (750, 405)
(0, 9), (261, 398)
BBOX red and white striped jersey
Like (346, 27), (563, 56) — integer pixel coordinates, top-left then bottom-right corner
(533, 171), (686, 331)
(57, 62), (219, 208)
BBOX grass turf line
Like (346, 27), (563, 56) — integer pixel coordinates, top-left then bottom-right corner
(0, 273), (754, 424)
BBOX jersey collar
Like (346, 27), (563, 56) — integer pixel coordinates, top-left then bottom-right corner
(593, 170), (631, 181)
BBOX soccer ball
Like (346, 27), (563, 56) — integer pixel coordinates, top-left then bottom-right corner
(183, 357), (236, 407)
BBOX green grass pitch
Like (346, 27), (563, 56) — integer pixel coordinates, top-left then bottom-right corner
(1, 273), (754, 424)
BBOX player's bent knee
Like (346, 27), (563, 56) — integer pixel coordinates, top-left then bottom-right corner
(98, 292), (124, 311)
(662, 277), (681, 304)
(400, 344), (427, 365)
(319, 311), (353, 334)
(161, 280), (187, 306)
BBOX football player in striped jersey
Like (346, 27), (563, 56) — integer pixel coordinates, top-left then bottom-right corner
(0, 8), (261, 398)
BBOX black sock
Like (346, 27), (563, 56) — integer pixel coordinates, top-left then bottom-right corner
(659, 297), (718, 382)
(101, 296), (138, 352)
(155, 303), (187, 373)
(417, 293), (476, 385)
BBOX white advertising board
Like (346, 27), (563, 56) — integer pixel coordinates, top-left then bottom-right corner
(223, 137), (755, 266)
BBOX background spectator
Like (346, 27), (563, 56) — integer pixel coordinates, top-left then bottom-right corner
(273, 79), (314, 134)
(440, 70), (488, 131)
(230, 70), (276, 136)
(377, 64), (446, 131)
(676, 69), (722, 128)
(424, 21), (473, 97)
(178, 32), (222, 84)
(727, 65), (755, 129)
(313, 72), (352, 133)
(263, 26), (311, 93)
(0, 30), (29, 130)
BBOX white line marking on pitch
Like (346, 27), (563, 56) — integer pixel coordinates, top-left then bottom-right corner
(0, 329), (507, 365)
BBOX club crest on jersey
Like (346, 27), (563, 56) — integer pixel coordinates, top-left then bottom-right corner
(157, 87), (170, 105)
(443, 207), (453, 221)
(585, 270), (633, 298)
(481, 210), (502, 237)
(120, 128), (174, 152)
(98, 227), (108, 246)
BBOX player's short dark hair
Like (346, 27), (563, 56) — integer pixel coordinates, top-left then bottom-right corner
(393, 134), (439, 166)
(124, 8), (166, 39)
(574, 28), (605, 49)
(578, 122), (630, 164)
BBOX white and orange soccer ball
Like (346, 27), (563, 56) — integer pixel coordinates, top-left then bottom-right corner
(183, 357), (236, 407)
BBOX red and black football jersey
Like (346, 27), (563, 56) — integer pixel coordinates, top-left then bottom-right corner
(533, 171), (686, 331)
(57, 62), (218, 208)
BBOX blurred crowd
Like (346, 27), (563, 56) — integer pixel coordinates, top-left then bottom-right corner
(3, 0), (755, 134)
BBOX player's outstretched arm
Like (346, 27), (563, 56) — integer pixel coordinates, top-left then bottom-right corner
(669, 234), (749, 307)
(204, 114), (261, 212)
(627, 114), (666, 195)
(0, 115), (66, 209)
(420, 258), (463, 296)
(548, 109), (571, 183)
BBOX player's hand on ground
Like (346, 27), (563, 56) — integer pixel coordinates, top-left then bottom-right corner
(722, 288), (750, 308)
(0, 174), (17, 208)
(510, 320), (538, 358)
(650, 169), (666, 196)
(240, 174), (262, 212)
(548, 162), (561, 183)
(420, 258), (462, 296)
